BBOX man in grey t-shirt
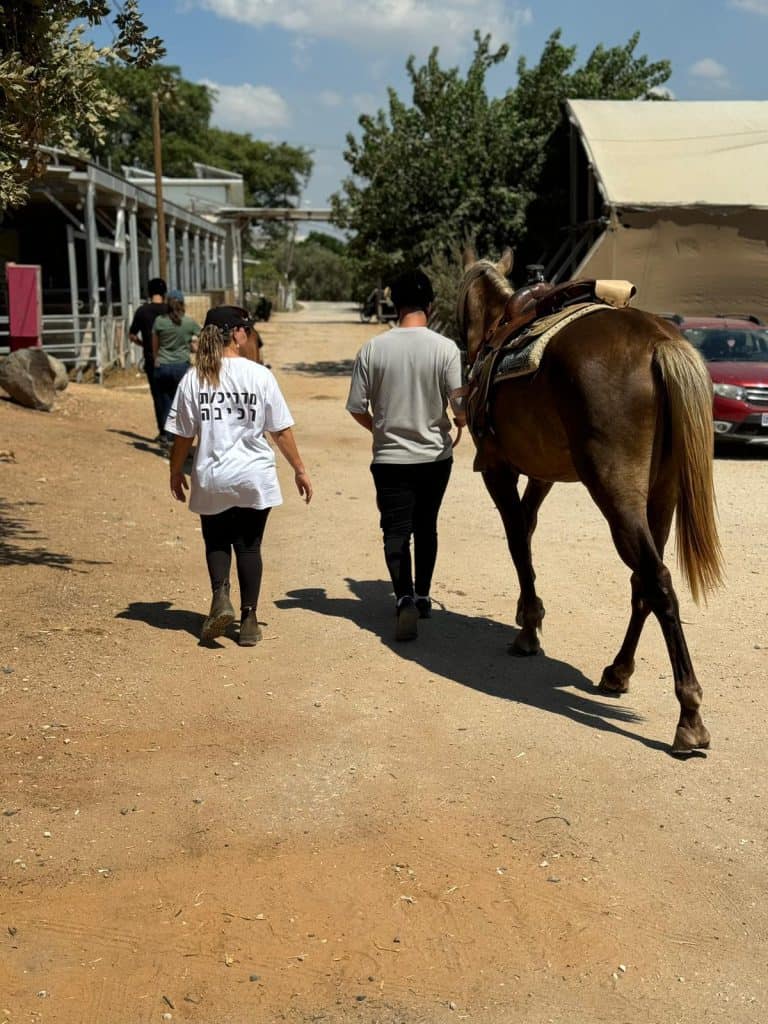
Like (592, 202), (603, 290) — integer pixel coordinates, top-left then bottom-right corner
(346, 269), (466, 640)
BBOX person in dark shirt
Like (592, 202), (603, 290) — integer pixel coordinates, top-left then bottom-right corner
(129, 277), (168, 440)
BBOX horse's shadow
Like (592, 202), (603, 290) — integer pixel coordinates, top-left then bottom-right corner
(275, 578), (676, 754)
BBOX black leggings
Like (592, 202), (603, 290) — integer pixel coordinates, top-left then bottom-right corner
(371, 458), (452, 600)
(200, 507), (270, 610)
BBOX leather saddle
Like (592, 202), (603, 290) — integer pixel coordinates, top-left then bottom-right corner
(484, 278), (635, 355)
(466, 278), (636, 444)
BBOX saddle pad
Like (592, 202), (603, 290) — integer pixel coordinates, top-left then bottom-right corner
(496, 302), (611, 381)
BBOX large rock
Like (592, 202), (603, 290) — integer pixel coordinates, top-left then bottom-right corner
(0, 348), (57, 411)
(47, 354), (69, 391)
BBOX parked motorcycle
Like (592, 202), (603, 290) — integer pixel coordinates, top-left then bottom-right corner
(359, 288), (398, 324)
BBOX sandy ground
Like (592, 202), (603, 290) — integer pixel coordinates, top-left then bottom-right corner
(1, 302), (767, 1024)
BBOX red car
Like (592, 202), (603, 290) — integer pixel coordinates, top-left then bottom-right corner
(665, 315), (768, 445)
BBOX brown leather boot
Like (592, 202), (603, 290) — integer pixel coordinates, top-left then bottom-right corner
(200, 584), (235, 642)
(395, 597), (418, 641)
(239, 607), (262, 647)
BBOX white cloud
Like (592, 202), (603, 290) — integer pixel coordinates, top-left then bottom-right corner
(195, 0), (533, 57)
(318, 90), (343, 107)
(291, 36), (313, 71)
(729, 0), (768, 13)
(688, 58), (730, 86)
(352, 92), (379, 113)
(200, 80), (290, 132)
(648, 85), (676, 99)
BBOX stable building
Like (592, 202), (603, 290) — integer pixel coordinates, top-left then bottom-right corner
(0, 149), (232, 376)
(560, 100), (768, 319)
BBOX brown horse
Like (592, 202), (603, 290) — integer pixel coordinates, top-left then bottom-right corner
(457, 252), (723, 753)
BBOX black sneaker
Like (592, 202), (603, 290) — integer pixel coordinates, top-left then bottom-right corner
(395, 597), (418, 641)
(415, 596), (432, 619)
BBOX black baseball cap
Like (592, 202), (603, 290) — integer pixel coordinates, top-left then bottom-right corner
(204, 305), (253, 331)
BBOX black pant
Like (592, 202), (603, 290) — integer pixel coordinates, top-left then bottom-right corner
(371, 458), (452, 601)
(200, 507), (270, 610)
(154, 362), (188, 439)
(142, 350), (165, 434)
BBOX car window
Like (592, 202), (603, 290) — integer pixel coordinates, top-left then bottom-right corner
(683, 327), (768, 361)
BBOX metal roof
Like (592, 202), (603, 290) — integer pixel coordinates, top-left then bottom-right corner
(36, 148), (227, 236)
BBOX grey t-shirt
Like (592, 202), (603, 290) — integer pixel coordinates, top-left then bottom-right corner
(346, 326), (463, 464)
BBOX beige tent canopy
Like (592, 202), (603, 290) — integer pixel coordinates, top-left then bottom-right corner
(562, 99), (768, 318)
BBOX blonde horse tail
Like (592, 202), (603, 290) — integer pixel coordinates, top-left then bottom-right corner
(654, 337), (724, 603)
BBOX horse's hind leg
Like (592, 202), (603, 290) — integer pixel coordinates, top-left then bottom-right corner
(600, 572), (650, 693)
(482, 467), (548, 655)
(586, 480), (709, 752)
(600, 483), (675, 694)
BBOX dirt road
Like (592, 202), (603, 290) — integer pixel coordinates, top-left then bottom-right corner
(2, 303), (767, 1023)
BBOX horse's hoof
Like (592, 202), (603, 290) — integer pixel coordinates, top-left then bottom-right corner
(672, 722), (711, 753)
(508, 636), (541, 657)
(599, 665), (631, 694)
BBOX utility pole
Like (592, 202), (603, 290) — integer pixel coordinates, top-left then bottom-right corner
(152, 92), (167, 282)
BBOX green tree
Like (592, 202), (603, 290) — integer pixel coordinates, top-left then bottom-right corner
(93, 62), (211, 175)
(0, 0), (163, 210)
(331, 29), (670, 283)
(264, 235), (354, 303)
(513, 30), (670, 268)
(92, 64), (312, 208)
(331, 33), (520, 281)
(301, 230), (348, 257)
(206, 130), (312, 208)
(291, 240), (355, 301)
(250, 233), (358, 302)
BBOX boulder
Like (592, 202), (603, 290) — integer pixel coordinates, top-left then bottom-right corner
(0, 348), (57, 411)
(46, 354), (69, 391)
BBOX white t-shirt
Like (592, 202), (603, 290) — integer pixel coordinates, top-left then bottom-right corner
(165, 357), (294, 515)
(346, 326), (463, 464)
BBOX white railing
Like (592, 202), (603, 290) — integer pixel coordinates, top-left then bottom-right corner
(0, 313), (140, 381)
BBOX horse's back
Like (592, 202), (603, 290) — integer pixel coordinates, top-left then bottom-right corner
(488, 306), (678, 482)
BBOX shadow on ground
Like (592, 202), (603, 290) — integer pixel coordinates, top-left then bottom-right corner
(284, 359), (355, 376)
(107, 428), (169, 460)
(275, 578), (676, 755)
(0, 500), (111, 571)
(714, 440), (768, 461)
(108, 429), (197, 466)
(117, 601), (205, 637)
(115, 601), (255, 649)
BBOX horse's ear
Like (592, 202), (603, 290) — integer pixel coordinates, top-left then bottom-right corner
(462, 244), (477, 269)
(497, 247), (514, 277)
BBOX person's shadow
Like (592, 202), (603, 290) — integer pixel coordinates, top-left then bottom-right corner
(275, 578), (687, 756)
(116, 600), (232, 647)
(108, 429), (198, 466)
(107, 428), (168, 460)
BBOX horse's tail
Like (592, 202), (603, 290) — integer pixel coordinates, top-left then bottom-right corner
(654, 336), (724, 603)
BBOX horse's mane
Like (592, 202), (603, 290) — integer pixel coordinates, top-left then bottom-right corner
(457, 260), (512, 345)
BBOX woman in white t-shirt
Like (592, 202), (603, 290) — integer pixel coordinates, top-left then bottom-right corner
(166, 305), (313, 646)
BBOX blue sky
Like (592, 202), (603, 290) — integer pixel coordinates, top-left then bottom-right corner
(104, 0), (768, 209)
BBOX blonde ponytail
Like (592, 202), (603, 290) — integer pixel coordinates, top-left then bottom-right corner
(195, 325), (225, 387)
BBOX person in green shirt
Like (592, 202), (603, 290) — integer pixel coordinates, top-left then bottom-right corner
(152, 290), (200, 446)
